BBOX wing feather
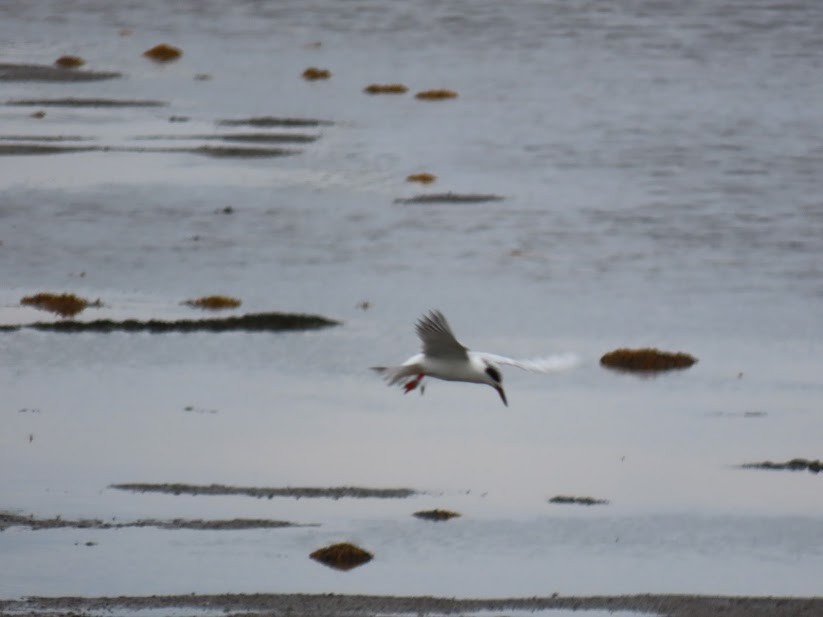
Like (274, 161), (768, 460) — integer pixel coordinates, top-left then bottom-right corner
(477, 352), (580, 373)
(416, 310), (468, 360)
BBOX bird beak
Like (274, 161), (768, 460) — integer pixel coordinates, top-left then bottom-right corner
(495, 385), (508, 407)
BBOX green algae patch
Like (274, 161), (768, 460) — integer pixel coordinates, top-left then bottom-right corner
(310, 542), (373, 571)
(413, 509), (461, 521)
(0, 312), (339, 334)
(600, 348), (697, 373)
(548, 495), (609, 506)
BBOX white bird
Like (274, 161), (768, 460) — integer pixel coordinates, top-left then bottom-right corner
(372, 310), (576, 406)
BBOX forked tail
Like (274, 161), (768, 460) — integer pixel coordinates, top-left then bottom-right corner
(370, 365), (419, 387)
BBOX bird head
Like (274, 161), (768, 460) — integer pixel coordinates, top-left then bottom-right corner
(483, 361), (507, 406)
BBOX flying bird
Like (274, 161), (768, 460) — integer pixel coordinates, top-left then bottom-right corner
(372, 310), (575, 406)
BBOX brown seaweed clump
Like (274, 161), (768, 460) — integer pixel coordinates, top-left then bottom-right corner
(20, 292), (100, 318)
(600, 348), (697, 373)
(406, 172), (437, 184)
(413, 509), (461, 521)
(54, 55), (85, 69)
(302, 67), (331, 80)
(415, 89), (458, 100)
(143, 44), (183, 62)
(364, 83), (408, 94)
(183, 295), (242, 310)
(309, 542), (373, 571)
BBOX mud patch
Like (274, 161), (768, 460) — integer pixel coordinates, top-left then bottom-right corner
(6, 97), (166, 108)
(413, 509), (461, 521)
(173, 145), (298, 158)
(0, 135), (92, 142)
(548, 495), (610, 506)
(707, 411), (767, 419)
(136, 132), (320, 144)
(0, 62), (121, 82)
(0, 144), (98, 155)
(0, 143), (298, 158)
(0, 592), (819, 617)
(394, 192), (504, 204)
(110, 483), (417, 499)
(0, 511), (307, 531)
(218, 116), (333, 128)
(0, 311), (339, 333)
(740, 458), (821, 473)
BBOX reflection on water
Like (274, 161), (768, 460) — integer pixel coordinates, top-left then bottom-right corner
(0, 0), (822, 601)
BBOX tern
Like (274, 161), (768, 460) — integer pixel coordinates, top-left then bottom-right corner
(372, 310), (575, 406)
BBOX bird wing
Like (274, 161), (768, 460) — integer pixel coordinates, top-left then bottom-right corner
(416, 310), (468, 360)
(476, 352), (580, 373)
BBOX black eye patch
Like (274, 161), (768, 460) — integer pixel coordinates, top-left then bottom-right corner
(484, 365), (501, 383)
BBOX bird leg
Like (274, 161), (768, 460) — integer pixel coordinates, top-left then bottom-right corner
(403, 373), (425, 394)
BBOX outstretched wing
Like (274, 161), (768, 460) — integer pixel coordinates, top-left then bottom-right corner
(477, 352), (580, 373)
(416, 310), (468, 360)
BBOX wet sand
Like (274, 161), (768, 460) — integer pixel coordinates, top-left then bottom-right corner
(0, 592), (820, 617)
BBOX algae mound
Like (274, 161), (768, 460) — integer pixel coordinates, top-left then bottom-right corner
(600, 348), (697, 372)
(415, 89), (458, 100)
(406, 172), (437, 184)
(20, 292), (101, 318)
(54, 55), (85, 68)
(310, 542), (373, 570)
(302, 67), (331, 80)
(364, 83), (408, 94)
(143, 43), (182, 62)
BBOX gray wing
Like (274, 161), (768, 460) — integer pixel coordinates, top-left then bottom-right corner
(476, 352), (580, 373)
(416, 310), (468, 359)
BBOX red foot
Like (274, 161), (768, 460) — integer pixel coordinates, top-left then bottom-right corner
(403, 373), (424, 394)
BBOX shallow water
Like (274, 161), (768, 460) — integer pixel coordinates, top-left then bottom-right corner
(1, 0), (822, 601)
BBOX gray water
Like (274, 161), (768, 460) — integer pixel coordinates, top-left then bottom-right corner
(1, 0), (822, 600)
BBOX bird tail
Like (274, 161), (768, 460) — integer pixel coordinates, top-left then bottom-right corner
(371, 365), (418, 387)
